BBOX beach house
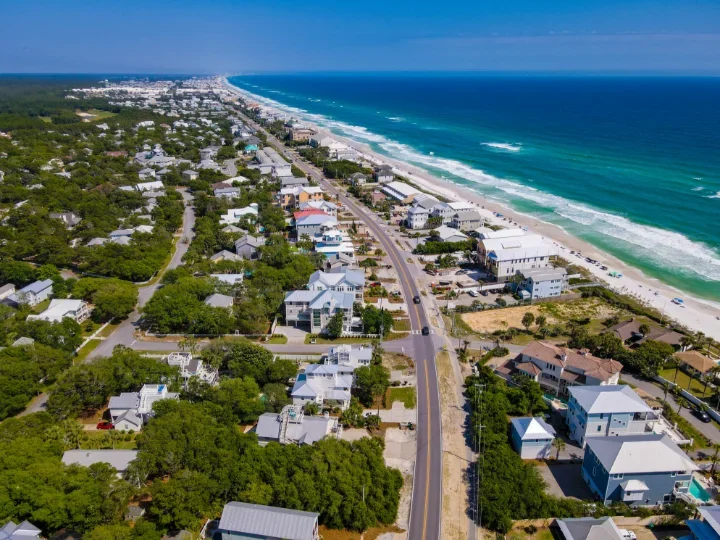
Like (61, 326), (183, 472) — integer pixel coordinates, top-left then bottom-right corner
(510, 417), (557, 459)
(6, 279), (53, 307)
(430, 225), (469, 243)
(430, 201), (476, 224)
(166, 352), (218, 386)
(255, 405), (340, 447)
(581, 434), (697, 506)
(291, 364), (353, 410)
(295, 214), (338, 238)
(234, 234), (264, 259)
(381, 181), (420, 204)
(108, 384), (179, 431)
(477, 233), (558, 282)
(450, 210), (485, 231)
(552, 517), (625, 540)
(519, 267), (568, 299)
(26, 299), (89, 323)
(284, 289), (356, 334)
(307, 268), (365, 301)
(407, 205), (430, 229)
(514, 341), (623, 397)
(566, 385), (655, 446)
(0, 521), (42, 540)
(219, 203), (259, 225)
(686, 506), (720, 540)
(215, 501), (320, 540)
(280, 186), (324, 209)
(374, 165), (394, 183)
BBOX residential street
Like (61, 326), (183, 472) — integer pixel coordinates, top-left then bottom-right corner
(88, 189), (195, 360)
(621, 372), (720, 444)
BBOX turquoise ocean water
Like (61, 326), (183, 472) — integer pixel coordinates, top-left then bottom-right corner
(228, 75), (720, 302)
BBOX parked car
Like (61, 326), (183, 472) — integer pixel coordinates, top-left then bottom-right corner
(480, 290), (489, 296)
(413, 295), (421, 304)
(693, 408), (712, 423)
(468, 290), (479, 297)
(421, 326), (430, 336)
(96, 422), (114, 430)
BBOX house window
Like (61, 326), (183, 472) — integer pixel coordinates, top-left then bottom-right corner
(671, 472), (677, 477)
(612, 474), (624, 479)
(599, 413), (604, 420)
(597, 426), (602, 432)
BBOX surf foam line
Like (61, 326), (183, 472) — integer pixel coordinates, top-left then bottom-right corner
(228, 79), (720, 282)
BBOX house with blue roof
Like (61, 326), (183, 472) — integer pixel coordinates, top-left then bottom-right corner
(686, 506), (720, 540)
(510, 417), (557, 459)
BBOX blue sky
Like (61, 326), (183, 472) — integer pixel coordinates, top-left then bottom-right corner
(1, 0), (719, 74)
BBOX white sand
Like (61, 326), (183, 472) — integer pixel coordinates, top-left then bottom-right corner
(220, 78), (720, 341)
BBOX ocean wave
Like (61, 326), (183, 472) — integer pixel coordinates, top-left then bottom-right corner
(228, 80), (720, 282)
(482, 142), (522, 152)
(692, 186), (704, 191)
(386, 116), (404, 122)
(705, 192), (720, 199)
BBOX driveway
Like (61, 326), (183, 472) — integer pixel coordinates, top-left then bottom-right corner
(539, 462), (594, 500)
(365, 402), (417, 423)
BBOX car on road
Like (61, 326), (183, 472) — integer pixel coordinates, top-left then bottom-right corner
(693, 408), (712, 423)
(96, 422), (114, 430)
(413, 295), (421, 304)
(421, 326), (430, 336)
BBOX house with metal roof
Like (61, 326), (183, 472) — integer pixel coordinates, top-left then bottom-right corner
(307, 268), (365, 301)
(552, 517), (624, 540)
(407, 205), (429, 229)
(0, 520), (41, 540)
(26, 299), (89, 323)
(381, 181), (420, 203)
(581, 434), (698, 506)
(284, 289), (356, 334)
(519, 267), (568, 299)
(255, 405), (340, 447)
(62, 449), (138, 476)
(566, 385), (655, 446)
(515, 341), (624, 398)
(295, 213), (337, 238)
(510, 417), (557, 459)
(430, 225), (468, 243)
(477, 233), (558, 282)
(291, 364), (353, 410)
(234, 234), (264, 259)
(450, 210), (485, 231)
(215, 501), (319, 540)
(204, 293), (234, 309)
(166, 352), (218, 386)
(686, 505), (720, 540)
(6, 279), (53, 307)
(108, 384), (179, 431)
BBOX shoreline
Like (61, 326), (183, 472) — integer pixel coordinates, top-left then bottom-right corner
(220, 77), (720, 341)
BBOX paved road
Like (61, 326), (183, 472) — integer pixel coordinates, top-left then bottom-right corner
(88, 189), (196, 360)
(244, 118), (443, 540)
(621, 372), (720, 444)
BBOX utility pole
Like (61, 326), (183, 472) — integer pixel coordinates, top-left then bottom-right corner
(474, 383), (486, 531)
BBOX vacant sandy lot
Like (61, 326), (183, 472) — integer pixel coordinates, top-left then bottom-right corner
(462, 297), (618, 334)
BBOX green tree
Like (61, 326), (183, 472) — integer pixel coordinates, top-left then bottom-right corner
(354, 364), (390, 410)
(262, 383), (290, 413)
(521, 312), (535, 333)
(327, 310), (345, 338)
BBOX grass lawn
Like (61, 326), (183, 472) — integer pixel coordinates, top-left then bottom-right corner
(79, 430), (137, 450)
(393, 318), (411, 332)
(266, 334), (288, 344)
(98, 322), (120, 338)
(384, 331), (410, 341)
(31, 299), (51, 313)
(660, 368), (713, 398)
(385, 387), (416, 409)
(81, 321), (102, 338)
(75, 339), (101, 363)
(76, 109), (117, 121)
(39, 116), (52, 123)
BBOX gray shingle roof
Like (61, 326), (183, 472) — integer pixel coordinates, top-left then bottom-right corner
(218, 502), (318, 540)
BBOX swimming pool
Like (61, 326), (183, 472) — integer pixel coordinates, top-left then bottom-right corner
(689, 478), (713, 503)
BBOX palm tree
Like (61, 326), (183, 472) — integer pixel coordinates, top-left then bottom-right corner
(552, 438), (566, 460)
(704, 365), (720, 398)
(662, 381), (670, 401)
(61, 419), (84, 450)
(680, 335), (694, 352)
(536, 315), (547, 329)
(711, 444), (720, 475)
(676, 397), (689, 415)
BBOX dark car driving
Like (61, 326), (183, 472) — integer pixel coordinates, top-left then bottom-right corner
(693, 408), (712, 423)
(421, 326), (430, 336)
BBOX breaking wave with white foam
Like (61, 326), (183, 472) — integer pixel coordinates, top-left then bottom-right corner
(228, 80), (720, 283)
(482, 142), (522, 152)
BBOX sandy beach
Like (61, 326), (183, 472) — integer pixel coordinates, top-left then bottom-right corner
(221, 77), (720, 341)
